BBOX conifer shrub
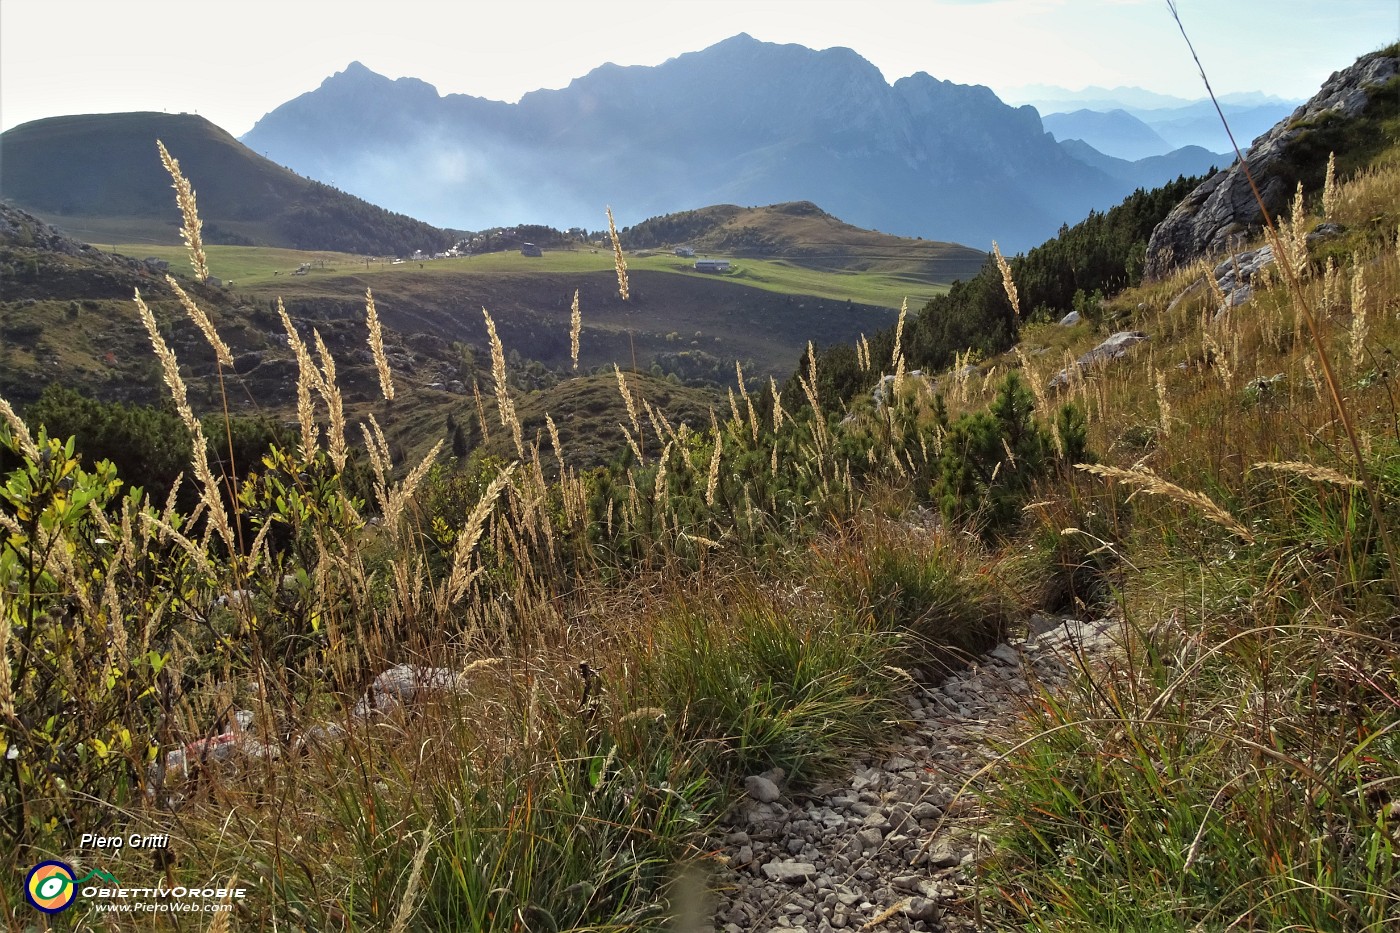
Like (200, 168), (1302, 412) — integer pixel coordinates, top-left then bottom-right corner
(933, 371), (1053, 535)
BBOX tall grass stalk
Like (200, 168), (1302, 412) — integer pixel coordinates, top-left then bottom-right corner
(1166, 0), (1400, 594)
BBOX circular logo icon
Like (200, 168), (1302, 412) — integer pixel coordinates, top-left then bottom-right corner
(26, 861), (77, 913)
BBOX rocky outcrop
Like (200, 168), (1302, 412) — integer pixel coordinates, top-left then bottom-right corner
(0, 203), (142, 269)
(1049, 331), (1149, 388)
(1144, 47), (1398, 280)
(1210, 243), (1276, 316)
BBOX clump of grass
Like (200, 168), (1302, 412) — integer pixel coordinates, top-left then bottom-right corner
(985, 608), (1400, 931)
(813, 517), (1013, 674)
(641, 584), (902, 782)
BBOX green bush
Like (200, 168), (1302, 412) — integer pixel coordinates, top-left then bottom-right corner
(0, 427), (163, 842)
(934, 371), (1051, 534)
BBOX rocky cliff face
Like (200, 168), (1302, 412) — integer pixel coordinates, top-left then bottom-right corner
(1144, 47), (1399, 280)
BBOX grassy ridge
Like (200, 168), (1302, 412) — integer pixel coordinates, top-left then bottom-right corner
(619, 200), (987, 279)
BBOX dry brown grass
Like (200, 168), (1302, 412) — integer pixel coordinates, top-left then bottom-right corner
(157, 139), (208, 282)
(607, 206), (630, 301)
(365, 287), (396, 401)
(570, 287), (582, 370)
(993, 240), (1020, 318)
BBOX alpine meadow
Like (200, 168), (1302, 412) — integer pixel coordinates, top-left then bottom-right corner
(1, 7), (1399, 932)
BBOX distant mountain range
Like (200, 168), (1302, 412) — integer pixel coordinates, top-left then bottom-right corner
(1002, 83), (1298, 112)
(0, 112), (455, 256)
(1043, 109), (1176, 162)
(1056, 140), (1226, 192)
(1002, 83), (1300, 154)
(239, 35), (1229, 253)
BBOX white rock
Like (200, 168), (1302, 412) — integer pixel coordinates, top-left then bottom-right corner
(762, 860), (818, 883)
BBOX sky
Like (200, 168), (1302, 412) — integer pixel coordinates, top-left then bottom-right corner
(2, 0), (1396, 136)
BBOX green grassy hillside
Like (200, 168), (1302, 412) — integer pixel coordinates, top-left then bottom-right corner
(621, 200), (987, 279)
(107, 243), (903, 380)
(113, 241), (943, 309)
(0, 112), (453, 255)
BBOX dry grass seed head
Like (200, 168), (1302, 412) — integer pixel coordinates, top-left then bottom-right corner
(654, 441), (673, 502)
(156, 140), (208, 282)
(1287, 181), (1309, 278)
(387, 821), (434, 933)
(365, 288), (396, 401)
(1323, 151), (1338, 221)
(1249, 460), (1362, 488)
(993, 241), (1020, 317)
(606, 206), (630, 301)
(891, 298), (907, 370)
(614, 364), (643, 455)
(440, 464), (516, 610)
(569, 288), (582, 369)
(1155, 368), (1172, 436)
(165, 275), (231, 366)
(0, 396), (38, 462)
(482, 307), (525, 459)
(1350, 259), (1369, 368)
(706, 412), (722, 507)
(312, 330), (349, 470)
(278, 300), (323, 462)
(136, 288), (234, 549)
(1078, 463), (1254, 542)
(546, 413), (565, 471)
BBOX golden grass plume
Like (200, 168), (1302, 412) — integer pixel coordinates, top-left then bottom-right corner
(165, 275), (231, 366)
(278, 300), (324, 462)
(607, 206), (630, 301)
(1077, 463), (1254, 542)
(0, 396), (39, 462)
(570, 288), (582, 370)
(993, 240), (1020, 317)
(483, 307), (525, 459)
(1249, 461), (1362, 488)
(156, 140), (208, 282)
(388, 821), (434, 933)
(134, 287), (233, 549)
(365, 287), (396, 401)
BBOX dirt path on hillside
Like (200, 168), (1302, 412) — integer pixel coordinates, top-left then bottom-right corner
(708, 615), (1119, 932)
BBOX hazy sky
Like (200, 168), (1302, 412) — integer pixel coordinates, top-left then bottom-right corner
(2, 0), (1396, 136)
